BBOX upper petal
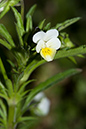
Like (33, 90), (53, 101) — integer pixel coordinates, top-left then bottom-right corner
(32, 31), (45, 43)
(46, 37), (61, 50)
(36, 40), (45, 53)
(44, 29), (59, 41)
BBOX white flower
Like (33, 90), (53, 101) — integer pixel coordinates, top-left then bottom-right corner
(0, 7), (4, 12)
(33, 92), (51, 116)
(32, 29), (61, 62)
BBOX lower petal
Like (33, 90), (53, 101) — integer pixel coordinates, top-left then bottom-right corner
(40, 48), (56, 62)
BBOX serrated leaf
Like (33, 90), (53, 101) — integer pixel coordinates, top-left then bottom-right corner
(12, 7), (25, 37)
(26, 4), (37, 18)
(55, 17), (81, 31)
(0, 24), (15, 47)
(23, 68), (81, 112)
(38, 19), (46, 29)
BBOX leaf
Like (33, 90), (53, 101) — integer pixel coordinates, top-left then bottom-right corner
(5, 79), (13, 97)
(23, 68), (81, 112)
(38, 19), (46, 29)
(26, 15), (32, 32)
(55, 45), (86, 60)
(12, 7), (25, 37)
(15, 24), (24, 46)
(44, 22), (51, 30)
(18, 80), (35, 94)
(68, 56), (77, 64)
(0, 0), (20, 19)
(0, 58), (8, 80)
(55, 17), (81, 31)
(26, 4), (37, 18)
(0, 81), (7, 95)
(0, 100), (7, 120)
(0, 24), (15, 47)
(0, 39), (12, 49)
(18, 116), (38, 123)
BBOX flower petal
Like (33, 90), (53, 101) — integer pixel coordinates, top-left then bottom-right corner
(36, 40), (45, 53)
(44, 29), (59, 41)
(32, 31), (45, 43)
(46, 37), (61, 50)
(40, 47), (56, 62)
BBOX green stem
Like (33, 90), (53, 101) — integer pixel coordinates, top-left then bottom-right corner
(7, 104), (16, 129)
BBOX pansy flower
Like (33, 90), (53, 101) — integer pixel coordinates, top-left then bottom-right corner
(32, 29), (61, 62)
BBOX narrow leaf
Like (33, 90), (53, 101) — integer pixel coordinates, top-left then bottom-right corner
(26, 4), (37, 18)
(18, 116), (38, 123)
(55, 17), (81, 31)
(12, 7), (25, 37)
(15, 24), (23, 46)
(44, 22), (51, 30)
(0, 58), (8, 80)
(38, 19), (46, 29)
(0, 24), (15, 47)
(0, 39), (12, 49)
(5, 79), (13, 97)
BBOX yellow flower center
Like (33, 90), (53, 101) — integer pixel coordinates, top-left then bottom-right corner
(41, 48), (52, 56)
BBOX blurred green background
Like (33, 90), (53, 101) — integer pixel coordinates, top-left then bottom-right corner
(0, 0), (86, 129)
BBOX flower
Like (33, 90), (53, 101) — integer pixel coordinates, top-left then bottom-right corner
(33, 92), (50, 116)
(32, 29), (61, 62)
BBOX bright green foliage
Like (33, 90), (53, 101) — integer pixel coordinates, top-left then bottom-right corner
(0, 2), (86, 129)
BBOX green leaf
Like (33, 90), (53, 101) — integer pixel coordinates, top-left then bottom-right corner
(55, 17), (81, 31)
(44, 22), (51, 30)
(0, 81), (7, 95)
(5, 79), (13, 97)
(55, 45), (86, 60)
(23, 68), (81, 112)
(15, 24), (24, 46)
(0, 24), (15, 47)
(0, 100), (7, 120)
(0, 58), (8, 80)
(26, 4), (37, 18)
(26, 15), (32, 32)
(18, 116), (38, 123)
(38, 19), (46, 29)
(0, 0), (20, 19)
(68, 56), (77, 64)
(12, 7), (25, 37)
(0, 39), (12, 49)
(18, 80), (35, 94)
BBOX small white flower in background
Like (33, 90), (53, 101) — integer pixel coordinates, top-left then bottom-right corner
(0, 0), (4, 12)
(33, 92), (50, 116)
(32, 29), (61, 62)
